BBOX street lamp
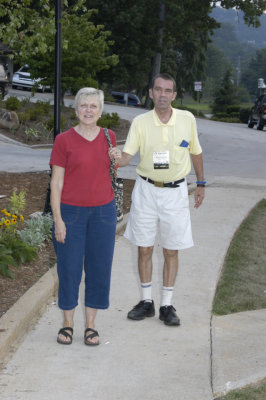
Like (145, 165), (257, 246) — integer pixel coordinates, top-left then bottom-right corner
(43, 0), (62, 214)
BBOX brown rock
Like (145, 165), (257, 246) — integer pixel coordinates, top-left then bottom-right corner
(0, 108), (19, 130)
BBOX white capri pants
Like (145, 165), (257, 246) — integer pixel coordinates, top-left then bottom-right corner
(124, 175), (194, 250)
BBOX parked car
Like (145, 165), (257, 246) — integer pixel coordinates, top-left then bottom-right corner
(0, 63), (9, 99)
(248, 94), (266, 130)
(12, 65), (48, 92)
(111, 91), (141, 107)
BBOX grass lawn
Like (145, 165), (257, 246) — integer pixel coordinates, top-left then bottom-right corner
(175, 95), (253, 115)
(213, 199), (266, 399)
(176, 96), (212, 113)
(212, 199), (266, 315)
(216, 378), (266, 400)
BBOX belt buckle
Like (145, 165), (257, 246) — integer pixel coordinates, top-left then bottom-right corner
(154, 181), (164, 187)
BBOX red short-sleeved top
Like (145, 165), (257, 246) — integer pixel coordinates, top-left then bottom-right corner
(49, 127), (116, 207)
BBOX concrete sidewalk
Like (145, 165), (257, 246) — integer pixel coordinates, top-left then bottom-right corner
(0, 176), (265, 399)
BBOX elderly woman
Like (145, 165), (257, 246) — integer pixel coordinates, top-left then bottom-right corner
(50, 87), (120, 346)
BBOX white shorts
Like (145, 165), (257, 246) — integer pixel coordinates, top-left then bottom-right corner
(124, 176), (194, 250)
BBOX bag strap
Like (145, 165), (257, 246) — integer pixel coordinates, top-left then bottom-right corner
(103, 127), (116, 185)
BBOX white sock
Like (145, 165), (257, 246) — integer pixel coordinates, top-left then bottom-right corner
(161, 286), (174, 306)
(141, 281), (152, 302)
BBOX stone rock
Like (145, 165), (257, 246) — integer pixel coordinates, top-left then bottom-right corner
(0, 108), (19, 130)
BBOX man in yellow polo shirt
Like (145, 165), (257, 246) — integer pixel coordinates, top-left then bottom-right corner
(112, 73), (205, 326)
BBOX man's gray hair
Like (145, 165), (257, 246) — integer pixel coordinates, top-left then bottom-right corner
(74, 87), (104, 112)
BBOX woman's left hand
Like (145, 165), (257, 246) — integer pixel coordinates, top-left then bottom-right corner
(109, 147), (122, 162)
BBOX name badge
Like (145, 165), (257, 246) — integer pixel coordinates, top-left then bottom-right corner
(153, 151), (169, 169)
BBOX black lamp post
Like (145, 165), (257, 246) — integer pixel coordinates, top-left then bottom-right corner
(54, 0), (62, 140)
(43, 0), (62, 214)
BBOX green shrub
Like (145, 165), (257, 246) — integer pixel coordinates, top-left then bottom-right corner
(35, 100), (50, 115)
(17, 111), (30, 124)
(229, 112), (240, 118)
(6, 237), (37, 264)
(0, 243), (18, 278)
(211, 116), (240, 123)
(226, 105), (241, 114)
(105, 94), (116, 102)
(98, 112), (120, 128)
(212, 112), (228, 119)
(18, 213), (53, 248)
(175, 104), (205, 117)
(0, 237), (37, 278)
(70, 110), (77, 120)
(6, 96), (21, 111)
(20, 97), (31, 107)
(8, 190), (26, 215)
(239, 108), (250, 124)
(0, 191), (37, 278)
(27, 108), (40, 121)
(45, 116), (66, 131)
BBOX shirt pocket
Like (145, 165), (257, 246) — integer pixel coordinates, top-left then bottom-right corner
(172, 145), (188, 165)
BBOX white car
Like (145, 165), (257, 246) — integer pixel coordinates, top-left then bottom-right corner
(12, 65), (48, 92)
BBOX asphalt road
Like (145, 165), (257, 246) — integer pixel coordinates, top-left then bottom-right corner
(2, 88), (266, 181)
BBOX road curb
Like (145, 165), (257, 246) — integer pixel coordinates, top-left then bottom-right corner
(0, 267), (58, 365)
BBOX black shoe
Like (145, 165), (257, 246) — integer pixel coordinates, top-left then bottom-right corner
(127, 300), (155, 320)
(159, 305), (180, 326)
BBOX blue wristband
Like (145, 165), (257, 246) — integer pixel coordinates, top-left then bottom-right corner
(196, 181), (207, 185)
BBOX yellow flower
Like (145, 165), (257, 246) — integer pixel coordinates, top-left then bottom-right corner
(5, 212), (11, 217)
(4, 219), (10, 226)
(12, 214), (18, 219)
(20, 215), (24, 221)
(1, 209), (7, 213)
(0, 222), (2, 227)
(11, 218), (17, 224)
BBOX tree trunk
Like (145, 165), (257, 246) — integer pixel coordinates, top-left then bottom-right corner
(144, 0), (165, 109)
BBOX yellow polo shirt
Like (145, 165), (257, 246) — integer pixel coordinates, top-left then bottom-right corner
(123, 108), (202, 181)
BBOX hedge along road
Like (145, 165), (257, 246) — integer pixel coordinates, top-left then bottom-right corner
(2, 88), (266, 180)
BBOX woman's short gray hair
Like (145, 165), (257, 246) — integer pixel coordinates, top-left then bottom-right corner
(74, 87), (104, 112)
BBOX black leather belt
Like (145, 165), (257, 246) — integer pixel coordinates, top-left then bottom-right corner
(140, 175), (185, 188)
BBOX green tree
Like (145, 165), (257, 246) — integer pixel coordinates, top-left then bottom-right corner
(241, 48), (266, 97)
(218, 0), (266, 27)
(86, 0), (158, 95)
(212, 69), (239, 114)
(85, 0), (266, 101)
(0, 0), (118, 100)
(203, 44), (233, 98)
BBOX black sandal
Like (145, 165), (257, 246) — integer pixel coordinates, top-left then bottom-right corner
(57, 327), (73, 345)
(84, 328), (99, 346)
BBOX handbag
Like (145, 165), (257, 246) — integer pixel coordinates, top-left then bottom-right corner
(103, 128), (124, 222)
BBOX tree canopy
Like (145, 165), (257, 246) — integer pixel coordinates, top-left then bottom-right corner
(241, 48), (266, 97)
(212, 68), (239, 113)
(1, 0), (266, 99)
(0, 0), (118, 97)
(86, 0), (266, 98)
